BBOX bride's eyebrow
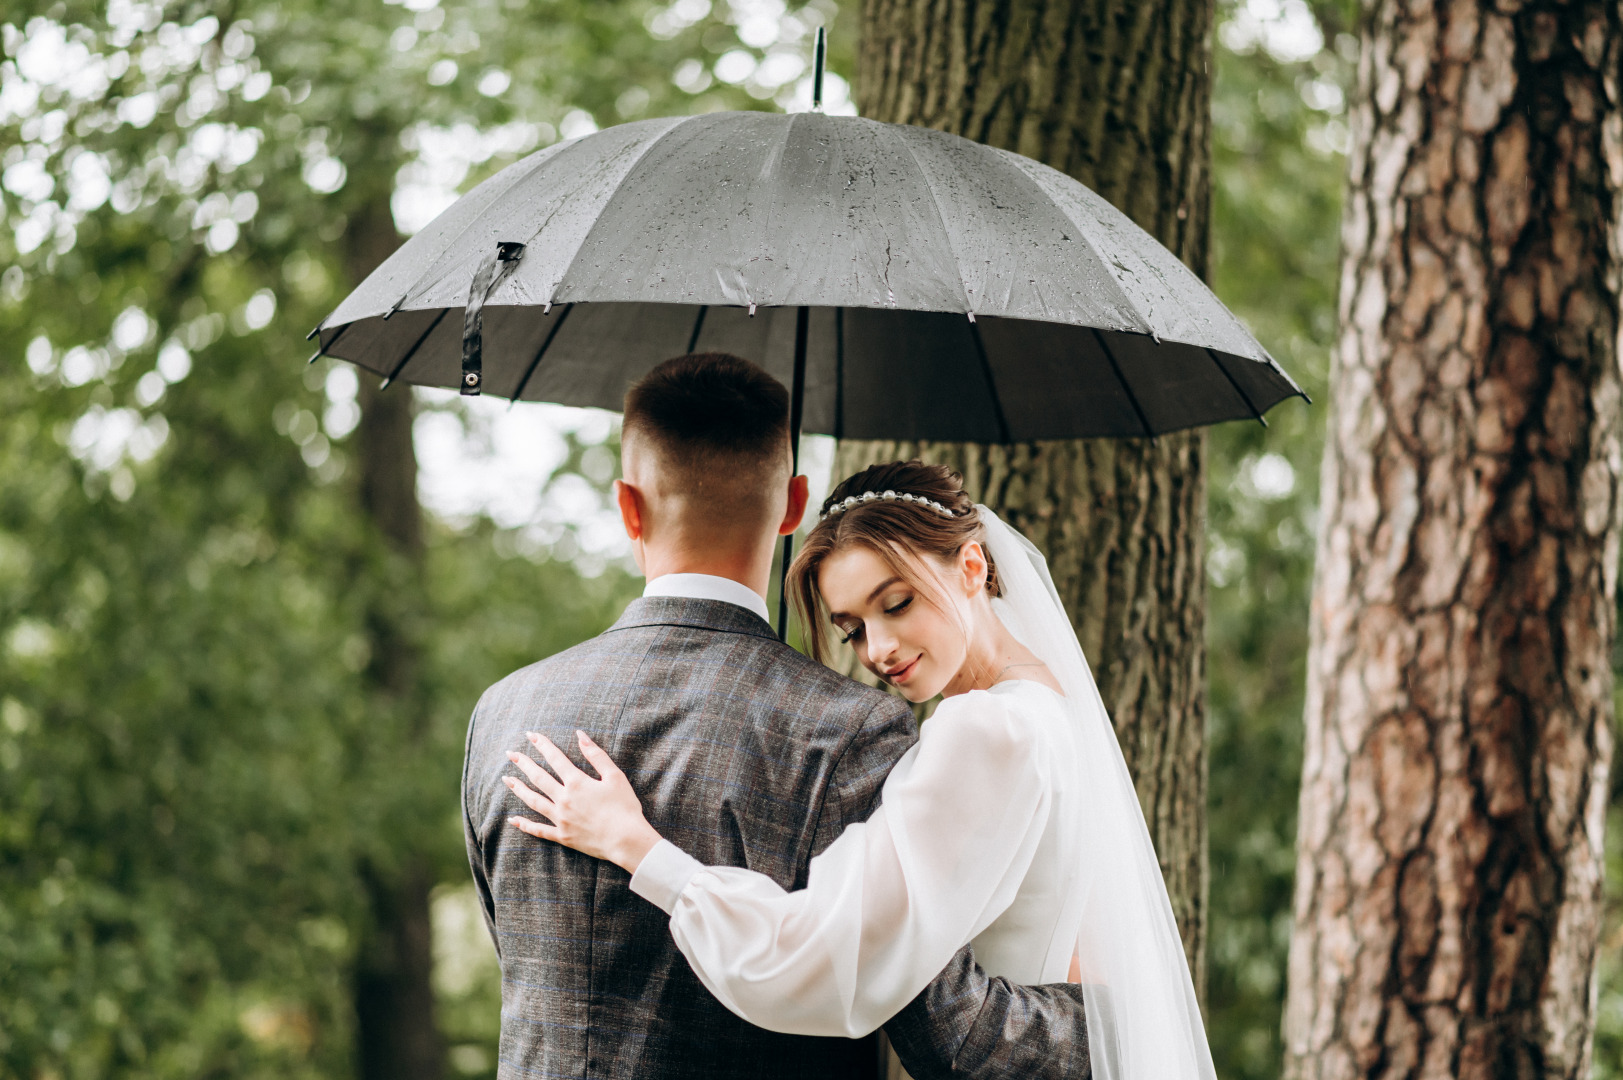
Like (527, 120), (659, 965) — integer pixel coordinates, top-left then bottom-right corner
(865, 576), (904, 602)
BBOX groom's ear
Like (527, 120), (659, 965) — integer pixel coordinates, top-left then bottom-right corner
(615, 480), (644, 541)
(778, 474), (810, 537)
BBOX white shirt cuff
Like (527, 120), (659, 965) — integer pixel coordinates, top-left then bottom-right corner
(629, 839), (705, 914)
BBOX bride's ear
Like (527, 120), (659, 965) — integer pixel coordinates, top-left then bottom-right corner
(958, 541), (990, 596)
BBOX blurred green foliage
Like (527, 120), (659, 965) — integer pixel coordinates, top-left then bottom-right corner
(1203, 1), (1351, 1074)
(0, 0), (790, 1074)
(2, 1), (1617, 1079)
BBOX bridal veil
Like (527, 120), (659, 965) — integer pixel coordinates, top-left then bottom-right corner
(978, 507), (1218, 1080)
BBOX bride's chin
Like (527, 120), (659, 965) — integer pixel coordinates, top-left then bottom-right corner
(897, 675), (945, 703)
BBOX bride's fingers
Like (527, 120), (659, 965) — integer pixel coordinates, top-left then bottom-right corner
(507, 814), (561, 843)
(575, 730), (626, 781)
(503, 774), (554, 815)
(507, 750), (562, 799)
(528, 732), (587, 783)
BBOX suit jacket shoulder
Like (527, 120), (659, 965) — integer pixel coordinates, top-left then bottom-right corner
(463, 596), (918, 1080)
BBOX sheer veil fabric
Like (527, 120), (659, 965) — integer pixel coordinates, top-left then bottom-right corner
(978, 507), (1217, 1080)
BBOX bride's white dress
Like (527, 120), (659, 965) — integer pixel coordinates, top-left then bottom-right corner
(631, 508), (1216, 1080)
(629, 677), (1088, 1037)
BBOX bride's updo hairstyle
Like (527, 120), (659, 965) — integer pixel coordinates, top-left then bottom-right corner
(788, 460), (999, 664)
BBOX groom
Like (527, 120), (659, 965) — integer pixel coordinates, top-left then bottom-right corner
(463, 353), (1092, 1079)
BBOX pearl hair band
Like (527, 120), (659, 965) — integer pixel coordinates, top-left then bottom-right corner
(821, 489), (960, 521)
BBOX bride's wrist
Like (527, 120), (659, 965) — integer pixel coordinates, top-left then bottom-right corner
(614, 822), (664, 875)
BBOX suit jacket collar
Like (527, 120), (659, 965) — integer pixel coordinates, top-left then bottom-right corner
(609, 595), (780, 642)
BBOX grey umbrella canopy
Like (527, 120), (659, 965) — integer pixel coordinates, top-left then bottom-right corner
(313, 109), (1305, 442)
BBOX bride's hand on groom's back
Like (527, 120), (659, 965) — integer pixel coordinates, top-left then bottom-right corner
(504, 731), (663, 874)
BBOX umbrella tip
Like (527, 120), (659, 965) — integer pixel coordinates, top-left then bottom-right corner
(811, 27), (826, 112)
(307, 350), (323, 365)
(306, 325), (321, 341)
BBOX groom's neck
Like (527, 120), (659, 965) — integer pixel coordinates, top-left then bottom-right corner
(639, 532), (777, 601)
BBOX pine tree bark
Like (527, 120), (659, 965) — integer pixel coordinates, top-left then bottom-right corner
(845, 0), (1215, 984)
(1284, 3), (1621, 1078)
(345, 186), (446, 1080)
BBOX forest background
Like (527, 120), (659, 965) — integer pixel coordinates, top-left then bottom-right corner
(0, 1), (1618, 1079)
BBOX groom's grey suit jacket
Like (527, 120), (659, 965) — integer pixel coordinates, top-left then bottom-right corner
(464, 596), (1091, 1080)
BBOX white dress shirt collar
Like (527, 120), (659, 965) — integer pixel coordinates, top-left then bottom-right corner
(642, 572), (772, 626)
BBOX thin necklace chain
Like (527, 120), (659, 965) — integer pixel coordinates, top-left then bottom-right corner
(987, 660), (1045, 687)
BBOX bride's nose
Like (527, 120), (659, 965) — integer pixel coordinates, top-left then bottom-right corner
(865, 621), (900, 664)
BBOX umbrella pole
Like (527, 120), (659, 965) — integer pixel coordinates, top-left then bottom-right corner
(778, 306), (809, 642)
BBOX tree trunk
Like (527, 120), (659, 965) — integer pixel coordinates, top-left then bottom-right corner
(847, 0), (1215, 985)
(345, 188), (446, 1080)
(1284, 3), (1621, 1078)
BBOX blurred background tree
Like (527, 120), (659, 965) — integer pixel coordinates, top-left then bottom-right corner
(1, 1), (1617, 1079)
(845, 0), (1220, 996)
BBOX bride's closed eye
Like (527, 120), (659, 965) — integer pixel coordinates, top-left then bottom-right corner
(835, 597), (912, 645)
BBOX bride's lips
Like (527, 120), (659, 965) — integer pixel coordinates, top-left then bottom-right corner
(882, 655), (922, 683)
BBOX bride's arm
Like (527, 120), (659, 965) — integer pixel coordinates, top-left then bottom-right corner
(639, 694), (1048, 1038)
(503, 695), (1049, 1038)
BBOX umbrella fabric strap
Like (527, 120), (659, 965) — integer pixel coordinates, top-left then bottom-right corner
(461, 241), (526, 396)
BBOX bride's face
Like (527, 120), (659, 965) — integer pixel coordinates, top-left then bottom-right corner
(817, 542), (987, 702)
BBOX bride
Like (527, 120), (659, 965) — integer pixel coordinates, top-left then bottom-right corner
(503, 461), (1216, 1080)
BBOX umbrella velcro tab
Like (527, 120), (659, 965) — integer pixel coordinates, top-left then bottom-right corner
(461, 241), (527, 396)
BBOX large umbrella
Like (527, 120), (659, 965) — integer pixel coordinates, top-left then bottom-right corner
(313, 44), (1305, 635)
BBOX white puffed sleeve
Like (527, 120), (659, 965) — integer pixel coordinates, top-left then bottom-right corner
(628, 689), (1050, 1037)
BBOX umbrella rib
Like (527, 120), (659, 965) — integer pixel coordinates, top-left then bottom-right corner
(307, 320), (352, 364)
(1263, 351), (1313, 405)
(508, 304), (576, 402)
(393, 129), (665, 320)
(886, 126), (975, 314)
(380, 308), (449, 390)
(546, 116), (706, 297)
(685, 305), (708, 353)
(969, 320), (1011, 443)
(992, 150), (1158, 335)
(1092, 329), (1154, 437)
(352, 146), (572, 329)
(1205, 346), (1267, 428)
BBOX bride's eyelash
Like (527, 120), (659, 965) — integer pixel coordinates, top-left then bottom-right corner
(838, 598), (911, 645)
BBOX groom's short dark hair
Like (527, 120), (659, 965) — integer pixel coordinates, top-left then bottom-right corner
(623, 353), (790, 496)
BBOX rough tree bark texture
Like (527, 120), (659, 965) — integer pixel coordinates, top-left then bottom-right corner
(345, 190), (446, 1080)
(1284, 3), (1621, 1078)
(844, 0), (1215, 983)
